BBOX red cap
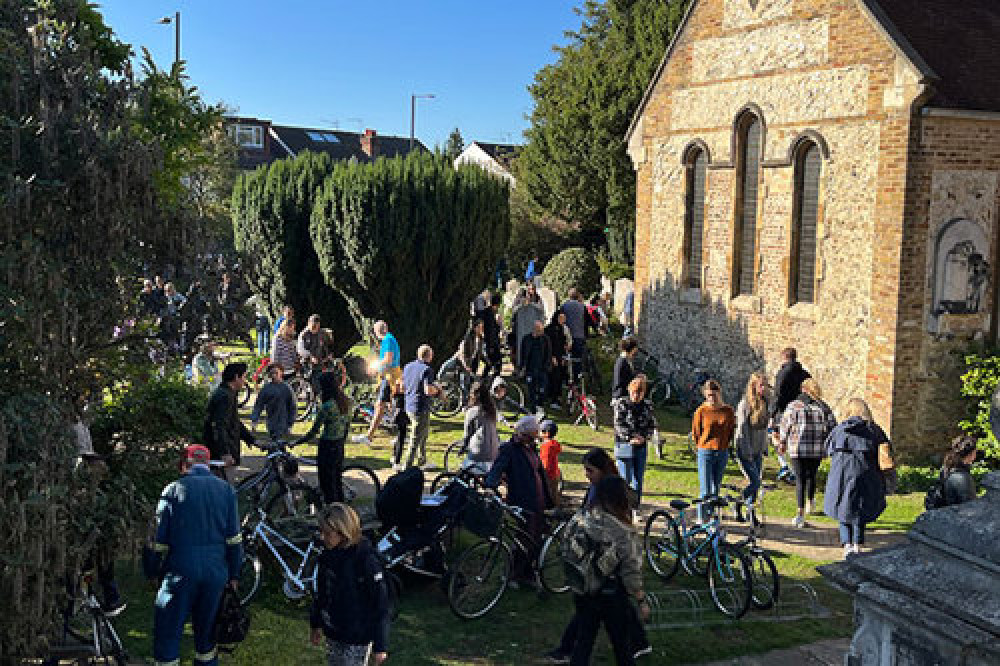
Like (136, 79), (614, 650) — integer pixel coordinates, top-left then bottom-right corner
(183, 444), (211, 465)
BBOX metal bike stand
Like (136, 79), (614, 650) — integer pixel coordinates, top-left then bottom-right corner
(644, 581), (829, 630)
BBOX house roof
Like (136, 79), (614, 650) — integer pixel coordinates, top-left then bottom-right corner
(468, 141), (520, 171)
(626, 0), (1000, 142)
(270, 125), (425, 162)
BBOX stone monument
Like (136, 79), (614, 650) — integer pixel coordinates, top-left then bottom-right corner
(614, 278), (634, 316)
(820, 471), (1000, 665)
(538, 287), (557, 321)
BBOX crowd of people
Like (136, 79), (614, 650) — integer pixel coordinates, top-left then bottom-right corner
(112, 265), (987, 666)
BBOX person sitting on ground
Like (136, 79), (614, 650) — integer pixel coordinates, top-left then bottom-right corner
(778, 378), (836, 528)
(462, 381), (500, 474)
(539, 420), (562, 507)
(310, 503), (390, 666)
(250, 362), (296, 440)
(940, 435), (979, 506)
(824, 398), (887, 558)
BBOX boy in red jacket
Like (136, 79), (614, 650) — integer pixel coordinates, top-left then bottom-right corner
(539, 420), (562, 506)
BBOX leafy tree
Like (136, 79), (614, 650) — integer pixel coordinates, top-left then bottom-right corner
(542, 247), (602, 300)
(518, 0), (690, 263)
(310, 152), (510, 360)
(232, 151), (359, 354)
(444, 127), (465, 161)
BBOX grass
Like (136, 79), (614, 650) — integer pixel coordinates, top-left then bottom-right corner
(109, 339), (927, 664)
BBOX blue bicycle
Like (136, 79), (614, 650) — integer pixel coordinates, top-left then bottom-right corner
(643, 495), (752, 619)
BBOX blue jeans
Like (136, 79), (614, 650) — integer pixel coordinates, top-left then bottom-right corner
(616, 443), (647, 505)
(839, 520), (865, 545)
(570, 338), (586, 380)
(738, 453), (763, 503)
(255, 315), (270, 356)
(697, 448), (729, 521)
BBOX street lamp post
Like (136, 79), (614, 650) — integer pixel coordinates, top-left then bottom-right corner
(410, 93), (435, 151)
(157, 11), (180, 66)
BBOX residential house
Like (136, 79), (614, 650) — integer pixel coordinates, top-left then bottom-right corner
(454, 141), (520, 185)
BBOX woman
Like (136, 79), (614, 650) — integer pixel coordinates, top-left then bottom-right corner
(581, 448), (619, 508)
(563, 476), (648, 666)
(270, 320), (298, 376)
(691, 379), (735, 522)
(294, 373), (352, 505)
(941, 435), (979, 505)
(545, 311), (571, 408)
(778, 378), (836, 528)
(823, 398), (887, 557)
(612, 337), (640, 400)
(462, 381), (500, 473)
(734, 372), (772, 509)
(613, 376), (656, 505)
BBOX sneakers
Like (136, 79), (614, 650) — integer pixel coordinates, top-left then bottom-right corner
(843, 544), (854, 559)
(351, 434), (371, 445)
(805, 499), (815, 515)
(543, 649), (570, 664)
(633, 644), (653, 659)
(791, 513), (806, 528)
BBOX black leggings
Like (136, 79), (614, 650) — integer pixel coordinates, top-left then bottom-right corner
(569, 590), (636, 666)
(790, 456), (821, 509)
(318, 437), (345, 504)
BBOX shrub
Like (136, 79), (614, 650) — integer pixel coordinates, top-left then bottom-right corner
(958, 351), (1000, 465)
(596, 250), (634, 282)
(541, 247), (602, 299)
(310, 152), (510, 360)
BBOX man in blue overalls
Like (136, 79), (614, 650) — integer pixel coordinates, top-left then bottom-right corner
(146, 444), (242, 666)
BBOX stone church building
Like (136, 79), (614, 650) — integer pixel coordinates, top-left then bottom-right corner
(626, 0), (1000, 458)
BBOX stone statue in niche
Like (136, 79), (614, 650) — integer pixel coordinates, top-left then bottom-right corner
(936, 241), (990, 315)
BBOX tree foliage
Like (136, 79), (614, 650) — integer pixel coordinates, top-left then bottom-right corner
(310, 152), (510, 359)
(542, 247), (602, 300)
(444, 127), (465, 161)
(517, 0), (689, 263)
(232, 151), (359, 355)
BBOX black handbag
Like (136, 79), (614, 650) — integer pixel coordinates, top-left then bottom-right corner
(214, 585), (250, 651)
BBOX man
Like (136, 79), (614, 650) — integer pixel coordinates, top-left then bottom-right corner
(250, 362), (296, 440)
(297, 314), (329, 367)
(139, 279), (159, 317)
(203, 362), (255, 479)
(560, 288), (588, 379)
(477, 295), (502, 379)
(512, 289), (545, 366)
(354, 320), (402, 444)
(147, 444), (242, 666)
(525, 255), (540, 286)
(519, 320), (552, 413)
(401, 344), (440, 470)
(770, 347), (811, 482)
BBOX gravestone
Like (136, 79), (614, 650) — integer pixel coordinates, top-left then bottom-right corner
(614, 278), (634, 316)
(538, 287), (557, 321)
(601, 276), (613, 297)
(819, 471), (1000, 665)
(505, 279), (521, 296)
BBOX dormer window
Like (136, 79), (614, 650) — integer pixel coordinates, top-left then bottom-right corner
(229, 124), (263, 149)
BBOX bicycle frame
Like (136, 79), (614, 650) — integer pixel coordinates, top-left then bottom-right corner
(673, 506), (727, 571)
(248, 512), (321, 593)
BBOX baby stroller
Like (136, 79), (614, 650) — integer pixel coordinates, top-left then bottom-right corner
(373, 468), (470, 578)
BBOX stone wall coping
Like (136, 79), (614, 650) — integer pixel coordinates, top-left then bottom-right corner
(729, 294), (762, 314)
(787, 302), (819, 322)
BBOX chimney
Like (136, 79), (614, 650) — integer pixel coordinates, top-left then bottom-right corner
(361, 128), (378, 159)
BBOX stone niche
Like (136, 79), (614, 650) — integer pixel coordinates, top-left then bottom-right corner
(820, 472), (1000, 665)
(928, 218), (991, 334)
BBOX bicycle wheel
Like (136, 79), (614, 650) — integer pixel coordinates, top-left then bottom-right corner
(538, 524), (570, 594)
(431, 380), (463, 418)
(429, 471), (458, 495)
(747, 547), (780, 610)
(94, 612), (128, 665)
(443, 439), (466, 473)
(238, 548), (262, 606)
(237, 380), (254, 408)
(501, 384), (526, 422)
(649, 379), (671, 406)
(342, 464), (381, 510)
(707, 543), (752, 619)
(644, 511), (681, 580)
(584, 397), (599, 430)
(289, 377), (316, 422)
(447, 538), (511, 619)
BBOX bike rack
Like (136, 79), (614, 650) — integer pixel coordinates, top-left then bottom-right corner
(645, 581), (829, 630)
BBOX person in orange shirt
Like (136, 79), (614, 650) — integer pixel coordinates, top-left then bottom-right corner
(691, 379), (735, 522)
(539, 420), (562, 507)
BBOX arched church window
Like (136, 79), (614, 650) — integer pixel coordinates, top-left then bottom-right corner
(684, 146), (707, 289)
(790, 141), (822, 304)
(733, 111), (762, 297)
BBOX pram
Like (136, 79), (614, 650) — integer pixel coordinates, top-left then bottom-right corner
(373, 468), (470, 578)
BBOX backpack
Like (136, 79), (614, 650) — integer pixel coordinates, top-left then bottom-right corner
(924, 472), (950, 510)
(560, 513), (620, 595)
(214, 585), (250, 651)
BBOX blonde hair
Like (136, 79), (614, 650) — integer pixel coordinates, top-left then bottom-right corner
(628, 375), (648, 398)
(318, 503), (362, 547)
(801, 378), (822, 400)
(844, 398), (872, 422)
(743, 371), (769, 427)
(278, 320), (295, 339)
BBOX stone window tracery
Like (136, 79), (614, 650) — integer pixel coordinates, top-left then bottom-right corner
(790, 140), (822, 304)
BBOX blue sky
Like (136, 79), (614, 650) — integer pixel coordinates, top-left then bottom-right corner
(98, 0), (583, 148)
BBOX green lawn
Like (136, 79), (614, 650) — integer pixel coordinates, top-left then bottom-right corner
(111, 340), (926, 664)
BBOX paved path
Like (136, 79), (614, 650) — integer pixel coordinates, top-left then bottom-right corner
(689, 638), (851, 666)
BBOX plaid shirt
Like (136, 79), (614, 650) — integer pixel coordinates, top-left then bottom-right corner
(779, 396), (836, 458)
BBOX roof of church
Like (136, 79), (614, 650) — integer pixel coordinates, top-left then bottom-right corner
(627, 0), (1000, 142)
(873, 0), (1000, 112)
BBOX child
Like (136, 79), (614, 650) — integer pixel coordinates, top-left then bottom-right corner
(539, 420), (562, 507)
(310, 503), (390, 666)
(391, 379), (409, 472)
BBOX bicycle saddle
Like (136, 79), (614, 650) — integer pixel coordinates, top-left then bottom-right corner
(669, 499), (690, 511)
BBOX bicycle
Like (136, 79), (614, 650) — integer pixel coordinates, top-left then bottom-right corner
(238, 507), (323, 605)
(721, 483), (780, 610)
(44, 568), (129, 665)
(643, 495), (753, 619)
(565, 356), (599, 430)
